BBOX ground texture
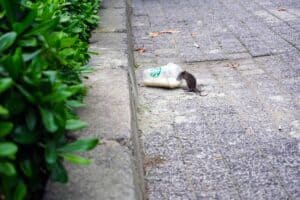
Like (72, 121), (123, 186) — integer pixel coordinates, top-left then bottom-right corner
(132, 0), (300, 199)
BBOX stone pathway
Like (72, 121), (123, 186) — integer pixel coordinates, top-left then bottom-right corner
(132, 0), (300, 199)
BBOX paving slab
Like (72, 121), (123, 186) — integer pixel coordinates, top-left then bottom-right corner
(132, 0), (300, 199)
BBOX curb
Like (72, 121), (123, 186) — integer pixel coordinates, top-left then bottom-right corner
(126, 0), (146, 199)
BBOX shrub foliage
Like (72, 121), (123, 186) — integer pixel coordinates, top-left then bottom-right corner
(0, 0), (101, 199)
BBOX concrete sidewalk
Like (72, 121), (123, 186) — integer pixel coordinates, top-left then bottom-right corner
(133, 0), (299, 199)
(44, 0), (300, 199)
(45, 0), (144, 199)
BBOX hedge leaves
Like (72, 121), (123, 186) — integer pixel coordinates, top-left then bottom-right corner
(0, 0), (101, 199)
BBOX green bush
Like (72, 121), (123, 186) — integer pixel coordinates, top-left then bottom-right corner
(0, 0), (101, 199)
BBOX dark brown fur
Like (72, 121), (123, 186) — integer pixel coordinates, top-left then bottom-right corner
(177, 71), (207, 96)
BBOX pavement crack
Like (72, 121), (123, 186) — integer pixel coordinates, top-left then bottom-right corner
(184, 54), (273, 65)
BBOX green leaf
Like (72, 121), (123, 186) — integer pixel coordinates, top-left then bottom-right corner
(25, 18), (59, 36)
(0, 78), (13, 93)
(12, 126), (38, 145)
(66, 100), (85, 108)
(65, 119), (87, 131)
(43, 70), (57, 84)
(13, 10), (37, 34)
(60, 37), (76, 48)
(71, 27), (82, 33)
(5, 92), (25, 115)
(50, 161), (68, 183)
(79, 66), (95, 73)
(0, 32), (17, 52)
(14, 182), (27, 200)
(0, 0), (17, 24)
(60, 153), (91, 165)
(20, 160), (33, 177)
(0, 10), (5, 19)
(59, 48), (75, 57)
(0, 142), (18, 157)
(23, 49), (42, 62)
(15, 84), (35, 103)
(0, 122), (13, 137)
(25, 110), (36, 131)
(45, 141), (57, 164)
(88, 51), (99, 55)
(0, 105), (9, 117)
(58, 138), (99, 153)
(59, 14), (71, 23)
(0, 161), (16, 176)
(10, 48), (24, 78)
(40, 108), (58, 133)
(0, 65), (5, 73)
(46, 90), (72, 103)
(68, 84), (85, 95)
(18, 38), (38, 47)
(26, 56), (44, 77)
